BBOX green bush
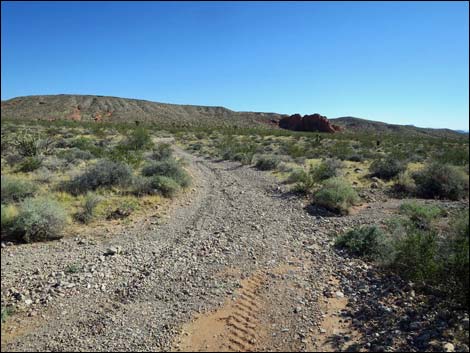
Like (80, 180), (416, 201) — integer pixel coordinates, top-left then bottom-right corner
(16, 156), (43, 172)
(313, 178), (359, 214)
(413, 163), (469, 200)
(287, 168), (307, 183)
(13, 197), (67, 242)
(392, 171), (416, 195)
(1, 204), (17, 236)
(150, 176), (180, 198)
(70, 137), (104, 157)
(12, 132), (53, 157)
(311, 159), (343, 181)
(255, 155), (281, 171)
(446, 210), (469, 305)
(150, 143), (173, 161)
(131, 175), (154, 196)
(66, 159), (133, 195)
(399, 201), (442, 230)
(391, 228), (441, 283)
(1, 176), (38, 203)
(370, 156), (406, 180)
(290, 167), (317, 194)
(74, 193), (101, 224)
(335, 226), (388, 260)
(141, 159), (190, 187)
(58, 148), (94, 163)
(125, 126), (153, 151)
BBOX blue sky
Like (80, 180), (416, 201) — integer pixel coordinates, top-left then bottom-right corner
(1, 1), (469, 130)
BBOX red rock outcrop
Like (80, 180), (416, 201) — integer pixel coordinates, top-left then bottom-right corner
(279, 113), (342, 133)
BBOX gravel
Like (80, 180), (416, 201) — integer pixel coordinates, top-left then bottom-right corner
(1, 147), (468, 352)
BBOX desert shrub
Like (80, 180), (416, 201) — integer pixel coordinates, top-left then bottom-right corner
(1, 204), (17, 236)
(70, 137), (103, 157)
(335, 226), (388, 260)
(58, 148), (94, 163)
(370, 156), (406, 180)
(4, 153), (23, 166)
(399, 201), (442, 230)
(291, 166), (317, 193)
(285, 143), (307, 158)
(217, 137), (257, 164)
(392, 171), (416, 195)
(313, 178), (359, 214)
(131, 175), (154, 196)
(125, 126), (153, 151)
(277, 162), (295, 173)
(12, 197), (67, 242)
(12, 132), (53, 157)
(1, 176), (38, 202)
(107, 144), (144, 167)
(231, 152), (254, 165)
(287, 168), (307, 184)
(255, 155), (280, 171)
(347, 154), (364, 162)
(16, 156), (43, 172)
(311, 159), (343, 181)
(1, 306), (13, 323)
(105, 198), (139, 220)
(391, 228), (441, 283)
(150, 143), (173, 161)
(446, 210), (469, 305)
(141, 159), (190, 187)
(74, 193), (101, 224)
(413, 163), (468, 200)
(433, 146), (469, 167)
(149, 176), (180, 198)
(66, 159), (132, 195)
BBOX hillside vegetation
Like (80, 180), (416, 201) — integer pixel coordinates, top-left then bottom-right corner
(2, 94), (467, 139)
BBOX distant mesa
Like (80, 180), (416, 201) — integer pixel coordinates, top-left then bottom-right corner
(279, 113), (342, 133)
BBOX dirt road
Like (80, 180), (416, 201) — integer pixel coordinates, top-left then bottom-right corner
(1, 147), (398, 352)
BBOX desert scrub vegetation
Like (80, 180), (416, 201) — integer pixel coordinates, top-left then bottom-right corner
(336, 203), (469, 306)
(335, 226), (389, 260)
(412, 163), (469, 200)
(254, 154), (281, 171)
(11, 197), (68, 243)
(74, 193), (101, 224)
(312, 177), (359, 214)
(369, 155), (406, 180)
(1, 121), (192, 243)
(141, 158), (190, 188)
(65, 159), (133, 195)
(1, 176), (38, 202)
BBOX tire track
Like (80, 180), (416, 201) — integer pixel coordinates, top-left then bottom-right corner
(173, 271), (267, 352)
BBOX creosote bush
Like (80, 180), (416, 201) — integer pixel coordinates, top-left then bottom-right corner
(412, 163), (468, 200)
(255, 155), (281, 171)
(335, 226), (388, 260)
(370, 156), (406, 180)
(399, 201), (442, 230)
(311, 158), (343, 181)
(338, 205), (469, 306)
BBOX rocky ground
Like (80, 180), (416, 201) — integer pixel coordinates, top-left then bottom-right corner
(1, 147), (469, 352)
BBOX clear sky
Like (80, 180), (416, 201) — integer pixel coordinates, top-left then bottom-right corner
(1, 1), (469, 130)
